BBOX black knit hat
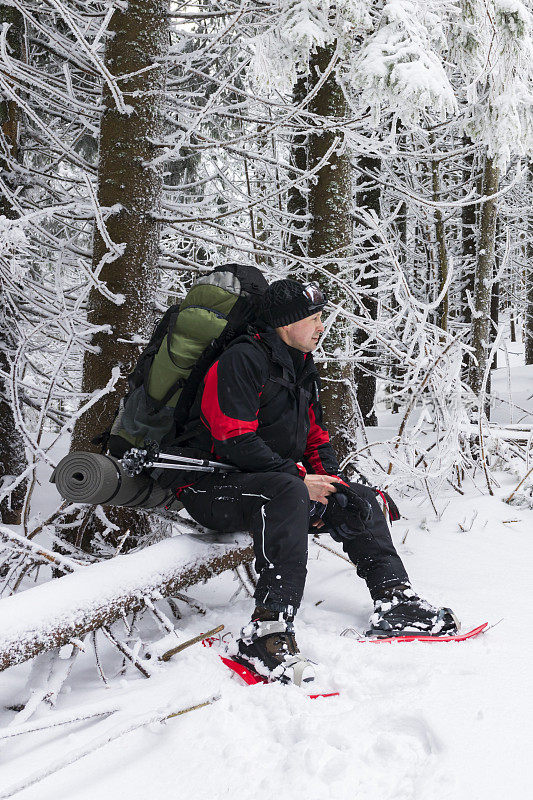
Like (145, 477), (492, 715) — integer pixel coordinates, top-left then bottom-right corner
(260, 279), (328, 328)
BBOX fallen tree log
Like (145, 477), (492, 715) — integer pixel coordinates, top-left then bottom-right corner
(0, 533), (253, 672)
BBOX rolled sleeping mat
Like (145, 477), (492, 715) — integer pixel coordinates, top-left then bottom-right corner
(50, 452), (180, 511)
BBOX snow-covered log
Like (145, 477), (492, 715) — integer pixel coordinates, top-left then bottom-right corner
(0, 534), (253, 672)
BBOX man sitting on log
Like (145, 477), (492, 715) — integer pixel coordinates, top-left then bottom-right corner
(178, 279), (457, 686)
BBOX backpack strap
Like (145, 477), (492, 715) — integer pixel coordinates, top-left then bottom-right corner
(295, 385), (311, 456)
(261, 374), (311, 459)
(254, 338), (315, 412)
(259, 364), (292, 406)
(255, 346), (313, 459)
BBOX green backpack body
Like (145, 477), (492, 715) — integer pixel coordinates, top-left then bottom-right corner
(108, 264), (268, 455)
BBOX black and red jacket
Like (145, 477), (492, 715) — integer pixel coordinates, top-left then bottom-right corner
(181, 326), (342, 480)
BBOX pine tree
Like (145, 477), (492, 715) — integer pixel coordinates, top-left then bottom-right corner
(354, 154), (380, 426)
(525, 162), (533, 365)
(470, 153), (499, 399)
(306, 43), (357, 460)
(0, 5), (27, 523)
(72, 0), (170, 454)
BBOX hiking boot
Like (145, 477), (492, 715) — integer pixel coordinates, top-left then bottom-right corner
(236, 608), (315, 686)
(366, 584), (459, 637)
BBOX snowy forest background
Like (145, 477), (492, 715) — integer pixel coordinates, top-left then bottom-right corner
(0, 2), (532, 799)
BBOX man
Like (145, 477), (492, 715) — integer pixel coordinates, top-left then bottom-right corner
(178, 279), (457, 686)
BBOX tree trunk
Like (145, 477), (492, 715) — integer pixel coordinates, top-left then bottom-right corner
(69, 1), (170, 547)
(0, 535), (253, 672)
(290, 44), (355, 462)
(0, 6), (27, 524)
(461, 138), (477, 327)
(461, 140), (478, 375)
(490, 215), (502, 371)
(525, 163), (533, 364)
(470, 154), (500, 403)
(354, 156), (380, 426)
(490, 279), (499, 370)
(391, 201), (408, 413)
(509, 313), (516, 343)
(72, 0), (169, 453)
(287, 82), (309, 257)
(431, 141), (449, 332)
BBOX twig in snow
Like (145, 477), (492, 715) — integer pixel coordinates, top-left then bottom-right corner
(243, 562), (258, 589)
(166, 598), (182, 620)
(423, 478), (439, 518)
(0, 705), (117, 741)
(232, 564), (255, 597)
(26, 502), (69, 540)
(458, 511), (478, 533)
(172, 591), (207, 615)
(312, 535), (354, 566)
(0, 525), (84, 575)
(446, 478), (465, 496)
(92, 631), (108, 686)
(0, 697), (219, 800)
(113, 527), (131, 555)
(143, 595), (176, 635)
(165, 698), (216, 719)
(505, 466), (533, 504)
(161, 624), (224, 661)
(100, 626), (152, 679)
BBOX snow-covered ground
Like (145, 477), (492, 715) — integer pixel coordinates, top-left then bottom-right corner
(1, 468), (531, 800)
(0, 343), (531, 800)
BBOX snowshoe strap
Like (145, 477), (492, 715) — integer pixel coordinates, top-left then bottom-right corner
(276, 655), (315, 687)
(243, 619), (288, 644)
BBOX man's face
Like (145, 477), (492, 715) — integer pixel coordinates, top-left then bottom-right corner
(276, 312), (325, 353)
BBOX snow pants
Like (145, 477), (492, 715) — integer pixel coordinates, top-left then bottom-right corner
(180, 473), (409, 610)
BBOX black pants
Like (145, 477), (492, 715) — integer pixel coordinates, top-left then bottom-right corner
(181, 473), (409, 610)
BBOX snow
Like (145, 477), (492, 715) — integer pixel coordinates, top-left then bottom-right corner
(1, 480), (532, 799)
(349, 0), (458, 126)
(1, 473), (531, 799)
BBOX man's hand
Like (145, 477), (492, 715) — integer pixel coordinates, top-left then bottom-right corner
(304, 474), (338, 504)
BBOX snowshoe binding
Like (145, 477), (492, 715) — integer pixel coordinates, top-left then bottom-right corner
(366, 584), (459, 638)
(236, 608), (315, 687)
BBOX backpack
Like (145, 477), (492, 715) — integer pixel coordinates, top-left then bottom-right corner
(105, 263), (269, 457)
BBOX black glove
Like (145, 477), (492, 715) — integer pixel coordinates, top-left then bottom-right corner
(371, 488), (400, 522)
(322, 484), (373, 530)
